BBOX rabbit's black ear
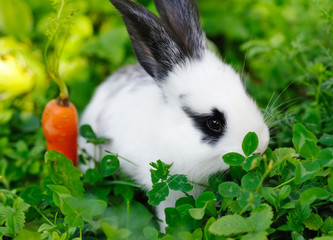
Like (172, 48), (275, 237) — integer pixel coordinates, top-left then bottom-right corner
(154, 0), (207, 59)
(109, 0), (186, 81)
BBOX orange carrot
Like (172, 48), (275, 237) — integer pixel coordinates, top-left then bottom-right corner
(42, 0), (79, 166)
(42, 98), (78, 166)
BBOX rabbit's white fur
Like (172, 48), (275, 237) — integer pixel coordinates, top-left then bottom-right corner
(80, 52), (269, 224)
(80, 0), (269, 230)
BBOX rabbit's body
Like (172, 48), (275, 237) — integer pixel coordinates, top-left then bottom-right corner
(80, 0), (270, 229)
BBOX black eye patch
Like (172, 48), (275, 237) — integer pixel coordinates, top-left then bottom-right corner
(182, 107), (226, 145)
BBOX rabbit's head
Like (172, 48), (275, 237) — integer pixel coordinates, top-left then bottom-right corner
(109, 0), (269, 180)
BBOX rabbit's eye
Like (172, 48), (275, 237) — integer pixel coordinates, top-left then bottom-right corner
(206, 118), (223, 133)
(182, 106), (226, 145)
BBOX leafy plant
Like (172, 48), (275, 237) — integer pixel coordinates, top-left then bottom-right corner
(146, 126), (333, 239)
(1, 0), (333, 239)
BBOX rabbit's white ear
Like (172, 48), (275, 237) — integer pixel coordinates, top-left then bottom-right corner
(154, 0), (207, 59)
(109, 0), (186, 81)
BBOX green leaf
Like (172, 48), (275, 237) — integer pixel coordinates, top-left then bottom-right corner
(222, 152), (246, 166)
(242, 132), (259, 156)
(238, 191), (261, 211)
(218, 181), (241, 198)
(87, 137), (108, 145)
(223, 197), (237, 211)
(192, 228), (203, 240)
(279, 185), (291, 201)
(167, 174), (193, 192)
(100, 155), (120, 177)
(45, 150), (84, 198)
(328, 170), (333, 193)
(299, 187), (331, 205)
(162, 235), (177, 240)
(242, 155), (262, 171)
(261, 187), (278, 208)
(65, 214), (84, 228)
(47, 185), (75, 215)
(312, 237), (333, 240)
(37, 223), (54, 233)
(0, 226), (10, 237)
(0, 198), (29, 235)
(195, 191), (216, 208)
(68, 198), (107, 220)
(208, 172), (226, 192)
(165, 207), (180, 227)
(175, 196), (195, 207)
(80, 125), (108, 145)
(147, 182), (169, 205)
(291, 231), (305, 240)
(20, 185), (43, 204)
(204, 217), (216, 240)
(292, 123), (320, 159)
(205, 200), (217, 217)
(48, 184), (107, 227)
(102, 222), (131, 240)
(176, 232), (195, 240)
(303, 213), (323, 231)
(42, 176), (56, 207)
(113, 185), (134, 202)
(241, 231), (268, 240)
(272, 148), (297, 165)
(209, 215), (250, 236)
(13, 197), (30, 213)
(317, 148), (333, 167)
(79, 124), (97, 139)
(322, 217), (333, 235)
(15, 229), (42, 240)
(281, 202), (296, 209)
(241, 172), (262, 191)
(189, 198), (216, 220)
(143, 227), (158, 240)
(295, 160), (320, 184)
(287, 203), (311, 232)
(188, 207), (205, 220)
(149, 160), (172, 183)
(230, 165), (247, 182)
(189, 192), (216, 220)
(248, 205), (273, 232)
(319, 134), (333, 146)
(85, 168), (103, 185)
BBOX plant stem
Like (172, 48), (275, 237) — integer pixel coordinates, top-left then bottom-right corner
(315, 76), (323, 106)
(188, 181), (211, 189)
(43, 0), (69, 105)
(240, 160), (274, 215)
(33, 205), (55, 227)
(126, 199), (130, 229)
(239, 193), (254, 215)
(103, 180), (142, 188)
(54, 212), (58, 225)
(104, 151), (138, 166)
(255, 160), (274, 193)
(273, 177), (295, 190)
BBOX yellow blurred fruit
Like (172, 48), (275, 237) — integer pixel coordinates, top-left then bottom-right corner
(0, 54), (33, 100)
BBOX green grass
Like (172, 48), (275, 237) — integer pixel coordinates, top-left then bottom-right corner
(0, 0), (333, 239)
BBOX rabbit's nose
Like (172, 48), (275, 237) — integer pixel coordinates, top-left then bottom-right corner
(253, 126), (270, 155)
(253, 139), (269, 155)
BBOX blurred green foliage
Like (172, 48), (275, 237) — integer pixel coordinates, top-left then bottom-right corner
(0, 0), (332, 200)
(0, 0), (331, 186)
(0, 0), (333, 239)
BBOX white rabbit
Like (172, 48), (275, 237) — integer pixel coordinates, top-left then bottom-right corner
(80, 0), (270, 230)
